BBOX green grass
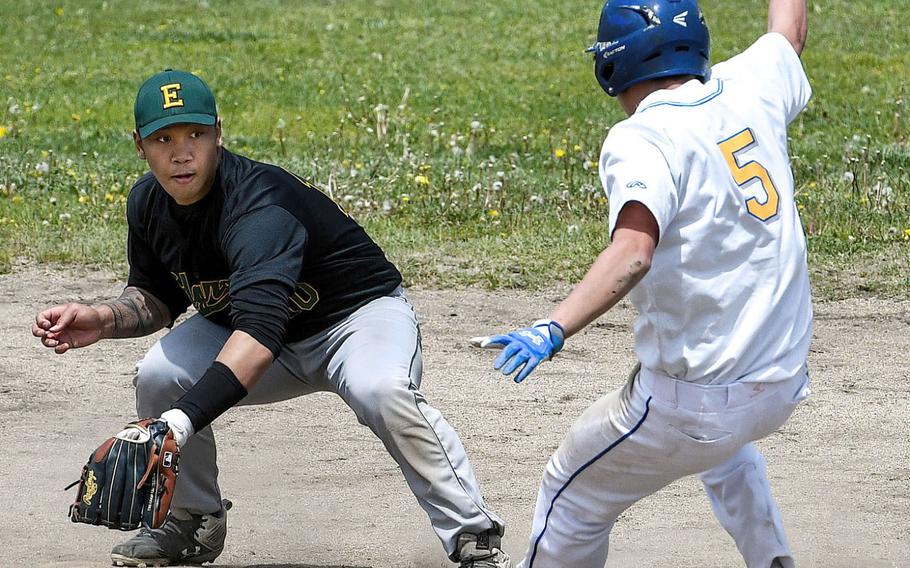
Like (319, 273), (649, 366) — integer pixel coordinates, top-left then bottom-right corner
(1, 0), (908, 296)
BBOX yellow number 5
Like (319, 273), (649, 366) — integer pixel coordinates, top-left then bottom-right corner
(718, 128), (779, 221)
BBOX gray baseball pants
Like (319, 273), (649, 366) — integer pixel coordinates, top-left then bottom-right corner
(133, 289), (503, 558)
(518, 364), (811, 568)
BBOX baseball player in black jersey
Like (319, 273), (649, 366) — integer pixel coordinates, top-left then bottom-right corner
(32, 69), (510, 568)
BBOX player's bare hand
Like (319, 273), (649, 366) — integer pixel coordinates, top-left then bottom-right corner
(32, 303), (107, 354)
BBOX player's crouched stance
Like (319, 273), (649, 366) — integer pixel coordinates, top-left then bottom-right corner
(33, 70), (509, 568)
(475, 0), (812, 567)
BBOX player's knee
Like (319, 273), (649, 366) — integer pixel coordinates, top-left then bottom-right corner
(346, 375), (413, 426)
(133, 355), (195, 413)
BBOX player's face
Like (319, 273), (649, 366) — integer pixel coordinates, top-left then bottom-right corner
(134, 121), (222, 205)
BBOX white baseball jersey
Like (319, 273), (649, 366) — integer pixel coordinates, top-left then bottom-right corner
(598, 32), (813, 385)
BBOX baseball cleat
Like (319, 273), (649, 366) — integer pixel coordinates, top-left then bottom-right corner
(110, 500), (231, 567)
(457, 530), (512, 568)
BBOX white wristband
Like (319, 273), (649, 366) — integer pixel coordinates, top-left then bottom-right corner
(160, 408), (195, 448)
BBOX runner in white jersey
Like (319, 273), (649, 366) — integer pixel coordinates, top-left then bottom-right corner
(472, 0), (812, 566)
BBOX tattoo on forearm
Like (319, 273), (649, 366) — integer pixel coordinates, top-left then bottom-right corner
(101, 287), (170, 338)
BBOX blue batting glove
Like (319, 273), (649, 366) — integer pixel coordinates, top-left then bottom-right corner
(475, 319), (565, 383)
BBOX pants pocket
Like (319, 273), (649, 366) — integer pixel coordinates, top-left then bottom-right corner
(664, 423), (734, 444)
(662, 423), (736, 475)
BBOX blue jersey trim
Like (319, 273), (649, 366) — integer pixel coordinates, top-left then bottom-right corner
(526, 396), (653, 567)
(639, 79), (724, 112)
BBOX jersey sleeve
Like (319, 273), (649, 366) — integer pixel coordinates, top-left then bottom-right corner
(125, 195), (189, 325)
(222, 205), (308, 357)
(599, 123), (679, 239)
(712, 32), (812, 124)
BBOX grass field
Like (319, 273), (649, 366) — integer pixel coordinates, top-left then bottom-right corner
(1, 0), (907, 295)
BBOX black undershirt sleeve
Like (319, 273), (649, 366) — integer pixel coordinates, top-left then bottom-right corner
(222, 206), (307, 356)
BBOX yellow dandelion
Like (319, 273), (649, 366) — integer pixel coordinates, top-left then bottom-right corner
(573, 144), (582, 152)
(487, 209), (499, 218)
(104, 193), (114, 202)
(0, 126), (7, 139)
(904, 228), (910, 238)
(414, 175), (430, 186)
(554, 148), (566, 159)
(808, 181), (817, 188)
(78, 195), (89, 204)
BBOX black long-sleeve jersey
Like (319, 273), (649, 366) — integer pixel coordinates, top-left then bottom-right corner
(126, 149), (402, 356)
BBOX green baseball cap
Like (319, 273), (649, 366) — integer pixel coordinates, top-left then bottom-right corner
(134, 69), (217, 139)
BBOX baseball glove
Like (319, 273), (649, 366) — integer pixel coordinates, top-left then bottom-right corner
(66, 418), (179, 531)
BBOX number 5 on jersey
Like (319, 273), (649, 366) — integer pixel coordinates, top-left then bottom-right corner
(718, 128), (780, 222)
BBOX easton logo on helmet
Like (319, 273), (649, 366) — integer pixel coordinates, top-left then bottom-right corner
(588, 0), (710, 97)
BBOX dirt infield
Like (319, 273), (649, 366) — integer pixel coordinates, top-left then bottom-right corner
(1, 266), (908, 567)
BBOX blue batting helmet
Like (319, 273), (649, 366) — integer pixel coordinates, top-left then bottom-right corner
(587, 0), (710, 96)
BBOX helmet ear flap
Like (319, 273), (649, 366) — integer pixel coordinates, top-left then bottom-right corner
(594, 55), (617, 97)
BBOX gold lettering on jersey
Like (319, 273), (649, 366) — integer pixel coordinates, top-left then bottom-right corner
(171, 272), (320, 316)
(172, 272), (230, 316)
(288, 282), (320, 313)
(160, 83), (184, 109)
(82, 470), (98, 505)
